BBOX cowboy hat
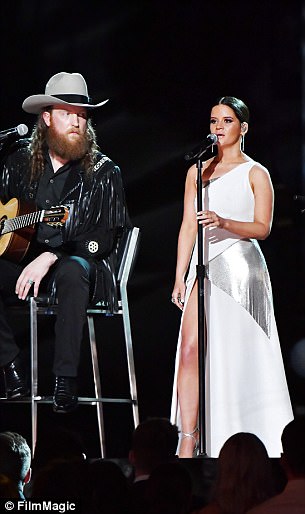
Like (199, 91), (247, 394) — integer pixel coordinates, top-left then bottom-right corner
(22, 72), (109, 114)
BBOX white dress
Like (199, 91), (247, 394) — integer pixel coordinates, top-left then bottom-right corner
(170, 160), (294, 458)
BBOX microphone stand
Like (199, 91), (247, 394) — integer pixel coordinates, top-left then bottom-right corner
(185, 140), (215, 457)
(196, 154), (206, 457)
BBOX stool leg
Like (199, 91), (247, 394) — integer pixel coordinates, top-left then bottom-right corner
(87, 315), (106, 458)
(29, 297), (38, 458)
(120, 287), (139, 428)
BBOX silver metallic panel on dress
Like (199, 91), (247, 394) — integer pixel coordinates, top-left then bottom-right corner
(206, 239), (272, 338)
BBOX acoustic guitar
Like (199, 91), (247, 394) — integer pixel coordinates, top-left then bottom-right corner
(0, 198), (69, 263)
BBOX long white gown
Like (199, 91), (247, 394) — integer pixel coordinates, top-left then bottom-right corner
(170, 160), (294, 457)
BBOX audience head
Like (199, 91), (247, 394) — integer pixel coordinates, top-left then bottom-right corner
(147, 461), (193, 514)
(213, 432), (274, 514)
(0, 473), (19, 498)
(32, 426), (86, 474)
(31, 458), (87, 499)
(129, 417), (178, 476)
(0, 432), (31, 490)
(88, 459), (131, 514)
(281, 416), (305, 478)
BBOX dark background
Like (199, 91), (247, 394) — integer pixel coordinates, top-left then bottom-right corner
(0, 0), (304, 458)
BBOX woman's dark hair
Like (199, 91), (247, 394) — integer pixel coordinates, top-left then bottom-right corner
(217, 96), (250, 124)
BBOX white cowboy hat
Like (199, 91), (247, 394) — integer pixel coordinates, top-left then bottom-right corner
(22, 72), (109, 114)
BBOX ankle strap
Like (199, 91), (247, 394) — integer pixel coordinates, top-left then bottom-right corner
(181, 427), (199, 438)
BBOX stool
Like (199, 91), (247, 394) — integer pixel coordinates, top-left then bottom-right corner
(6, 226), (140, 457)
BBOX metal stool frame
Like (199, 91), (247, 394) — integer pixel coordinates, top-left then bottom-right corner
(5, 227), (140, 458)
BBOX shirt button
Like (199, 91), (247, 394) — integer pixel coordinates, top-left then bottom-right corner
(45, 239), (49, 244)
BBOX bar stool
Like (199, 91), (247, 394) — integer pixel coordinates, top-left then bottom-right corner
(6, 226), (140, 457)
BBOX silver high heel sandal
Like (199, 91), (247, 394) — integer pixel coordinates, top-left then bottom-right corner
(181, 427), (199, 457)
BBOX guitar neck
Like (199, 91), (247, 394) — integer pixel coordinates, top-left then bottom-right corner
(2, 210), (44, 234)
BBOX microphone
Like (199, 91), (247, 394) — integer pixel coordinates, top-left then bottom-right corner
(185, 133), (218, 161)
(0, 124), (28, 142)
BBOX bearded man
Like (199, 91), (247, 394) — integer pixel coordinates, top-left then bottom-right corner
(0, 72), (130, 413)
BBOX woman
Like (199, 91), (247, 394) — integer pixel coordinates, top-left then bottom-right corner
(170, 96), (293, 458)
(193, 432), (276, 514)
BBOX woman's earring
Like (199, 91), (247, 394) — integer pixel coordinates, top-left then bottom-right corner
(241, 123), (246, 151)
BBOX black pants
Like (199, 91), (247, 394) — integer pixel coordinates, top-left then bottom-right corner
(0, 256), (91, 377)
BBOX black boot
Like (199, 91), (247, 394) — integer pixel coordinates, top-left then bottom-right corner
(0, 354), (29, 399)
(53, 376), (78, 413)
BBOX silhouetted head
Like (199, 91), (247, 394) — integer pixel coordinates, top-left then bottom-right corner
(32, 427), (86, 475)
(214, 432), (274, 514)
(129, 418), (178, 475)
(281, 417), (305, 477)
(88, 460), (130, 514)
(147, 461), (193, 514)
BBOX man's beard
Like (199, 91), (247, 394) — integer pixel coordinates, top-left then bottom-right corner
(46, 125), (89, 161)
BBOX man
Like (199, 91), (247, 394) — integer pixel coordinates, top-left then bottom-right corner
(129, 417), (179, 514)
(247, 417), (305, 513)
(0, 431), (31, 499)
(0, 72), (130, 413)
(129, 417), (179, 481)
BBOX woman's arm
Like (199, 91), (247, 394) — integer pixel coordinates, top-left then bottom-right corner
(172, 165), (198, 309)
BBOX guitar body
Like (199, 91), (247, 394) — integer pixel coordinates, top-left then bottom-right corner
(0, 198), (36, 263)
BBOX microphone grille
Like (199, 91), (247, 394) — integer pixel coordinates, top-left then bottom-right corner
(208, 133), (218, 144)
(17, 124), (28, 136)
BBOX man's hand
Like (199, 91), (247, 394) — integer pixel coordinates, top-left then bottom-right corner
(15, 252), (58, 300)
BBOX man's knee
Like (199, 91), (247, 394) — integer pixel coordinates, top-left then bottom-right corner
(55, 257), (90, 284)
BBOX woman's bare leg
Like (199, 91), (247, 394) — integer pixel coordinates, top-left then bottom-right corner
(177, 281), (199, 457)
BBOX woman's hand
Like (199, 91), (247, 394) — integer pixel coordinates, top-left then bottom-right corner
(196, 210), (225, 229)
(15, 252), (58, 300)
(171, 280), (186, 311)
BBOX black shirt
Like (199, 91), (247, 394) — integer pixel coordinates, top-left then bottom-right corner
(35, 153), (71, 248)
